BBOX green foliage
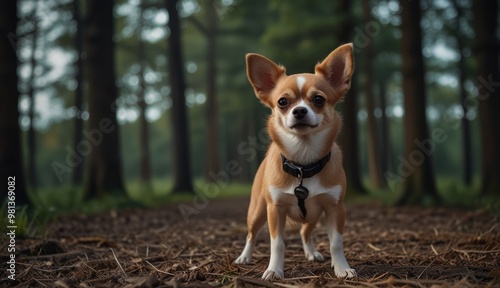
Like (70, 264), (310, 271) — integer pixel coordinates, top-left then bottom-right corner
(31, 183), (154, 215)
(18, 0), (497, 207)
(27, 179), (251, 217)
(358, 175), (500, 214)
(437, 176), (479, 207)
(436, 176), (500, 214)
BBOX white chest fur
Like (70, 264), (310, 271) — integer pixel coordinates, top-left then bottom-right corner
(269, 177), (342, 204)
(275, 128), (330, 164)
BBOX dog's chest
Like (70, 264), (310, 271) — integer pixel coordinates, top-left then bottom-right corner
(268, 177), (342, 204)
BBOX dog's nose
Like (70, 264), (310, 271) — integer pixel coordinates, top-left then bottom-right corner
(292, 106), (308, 120)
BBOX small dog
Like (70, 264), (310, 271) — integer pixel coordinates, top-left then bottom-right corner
(234, 43), (356, 280)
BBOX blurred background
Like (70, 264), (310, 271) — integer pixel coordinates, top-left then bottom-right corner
(0, 0), (499, 213)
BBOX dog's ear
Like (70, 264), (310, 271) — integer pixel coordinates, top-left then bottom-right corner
(246, 53), (286, 103)
(315, 43), (354, 95)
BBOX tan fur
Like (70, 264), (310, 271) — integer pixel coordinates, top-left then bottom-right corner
(237, 43), (355, 280)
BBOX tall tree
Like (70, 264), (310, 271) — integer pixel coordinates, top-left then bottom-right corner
(205, 0), (219, 182)
(166, 0), (194, 193)
(363, 0), (385, 188)
(473, 0), (500, 196)
(377, 77), (391, 174)
(186, 0), (220, 182)
(137, 0), (152, 186)
(335, 0), (366, 194)
(0, 0), (29, 204)
(27, 0), (39, 190)
(72, 0), (84, 185)
(397, 0), (439, 205)
(84, 0), (126, 198)
(450, 0), (472, 186)
(219, 0), (270, 181)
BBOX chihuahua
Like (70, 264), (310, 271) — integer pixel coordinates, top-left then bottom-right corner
(234, 43), (356, 280)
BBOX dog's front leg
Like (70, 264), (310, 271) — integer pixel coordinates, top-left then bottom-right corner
(325, 204), (356, 278)
(262, 203), (286, 280)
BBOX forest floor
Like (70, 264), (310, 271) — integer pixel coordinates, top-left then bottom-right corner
(4, 196), (500, 288)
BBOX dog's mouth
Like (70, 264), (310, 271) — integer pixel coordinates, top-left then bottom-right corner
(290, 122), (318, 130)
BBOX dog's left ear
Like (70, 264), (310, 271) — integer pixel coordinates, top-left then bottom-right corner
(315, 43), (354, 95)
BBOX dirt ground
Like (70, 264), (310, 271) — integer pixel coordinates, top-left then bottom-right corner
(3, 196), (500, 288)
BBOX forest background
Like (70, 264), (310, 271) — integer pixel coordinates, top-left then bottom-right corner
(1, 0), (499, 213)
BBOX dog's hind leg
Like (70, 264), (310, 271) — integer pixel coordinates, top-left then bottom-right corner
(300, 221), (324, 261)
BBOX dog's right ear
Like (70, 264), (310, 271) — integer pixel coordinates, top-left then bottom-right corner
(246, 53), (286, 104)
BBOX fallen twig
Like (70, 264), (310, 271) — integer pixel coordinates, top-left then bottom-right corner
(430, 244), (439, 255)
(367, 243), (381, 252)
(453, 248), (500, 254)
(110, 248), (127, 277)
(417, 258), (436, 280)
(145, 260), (175, 275)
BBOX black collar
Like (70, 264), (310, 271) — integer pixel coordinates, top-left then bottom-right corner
(281, 152), (331, 179)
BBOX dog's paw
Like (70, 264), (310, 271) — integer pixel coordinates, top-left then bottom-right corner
(305, 251), (324, 262)
(334, 267), (356, 279)
(262, 269), (284, 281)
(234, 255), (252, 264)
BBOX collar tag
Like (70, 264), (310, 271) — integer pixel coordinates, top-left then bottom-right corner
(294, 184), (309, 219)
(281, 152), (331, 219)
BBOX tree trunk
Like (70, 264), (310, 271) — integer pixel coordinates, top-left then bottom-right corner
(473, 0), (500, 196)
(378, 80), (391, 174)
(166, 0), (194, 193)
(72, 0), (84, 185)
(84, 0), (125, 198)
(335, 0), (366, 194)
(363, 0), (385, 189)
(397, 0), (439, 205)
(451, 0), (472, 186)
(138, 0), (152, 186)
(205, 0), (219, 182)
(0, 0), (29, 205)
(27, 0), (39, 190)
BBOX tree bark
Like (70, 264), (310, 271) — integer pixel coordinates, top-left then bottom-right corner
(473, 0), (500, 196)
(397, 0), (439, 205)
(0, 0), (29, 205)
(363, 0), (385, 189)
(335, 0), (366, 194)
(72, 0), (84, 185)
(138, 0), (152, 185)
(205, 0), (219, 182)
(450, 0), (472, 186)
(27, 0), (39, 190)
(378, 80), (391, 174)
(84, 0), (126, 198)
(166, 0), (194, 193)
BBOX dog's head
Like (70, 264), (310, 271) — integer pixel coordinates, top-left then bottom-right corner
(246, 43), (354, 141)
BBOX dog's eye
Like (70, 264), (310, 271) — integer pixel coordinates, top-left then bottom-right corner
(312, 95), (325, 106)
(277, 98), (289, 108)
